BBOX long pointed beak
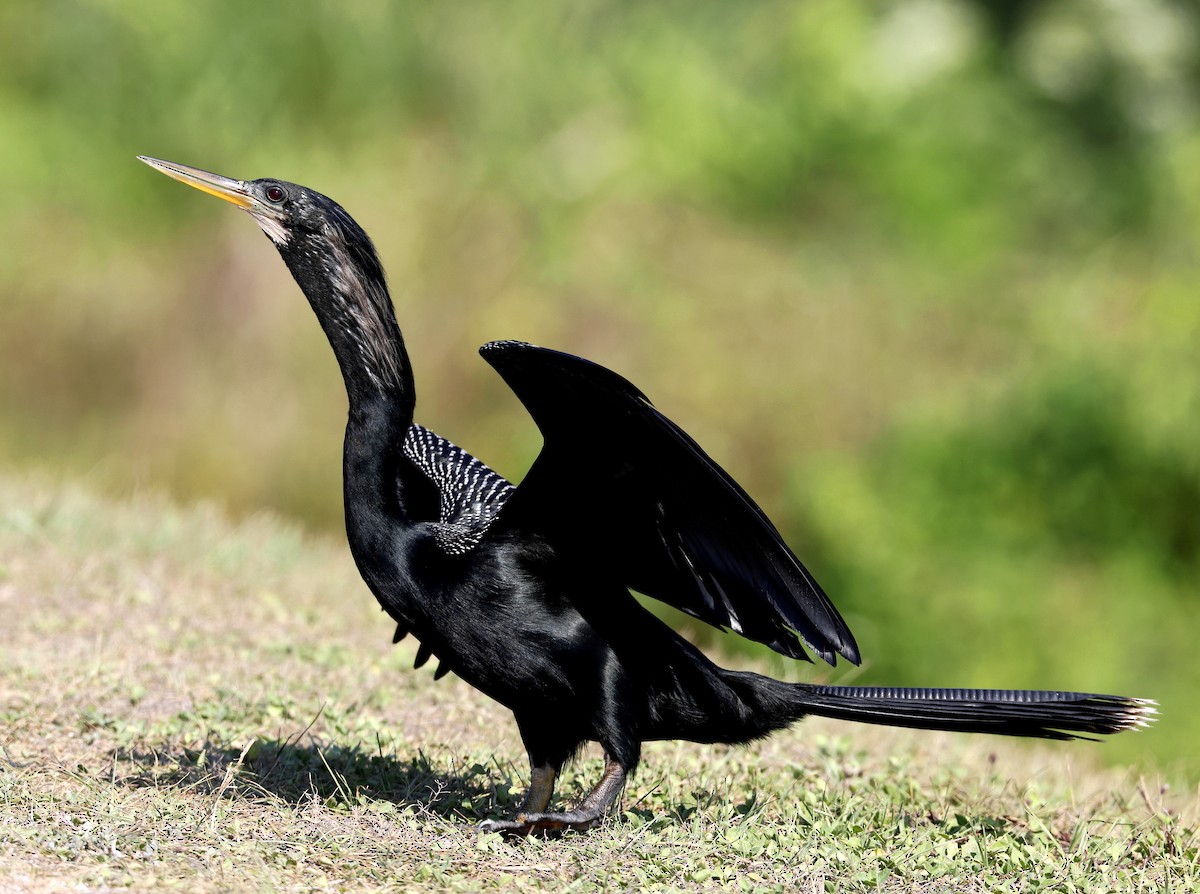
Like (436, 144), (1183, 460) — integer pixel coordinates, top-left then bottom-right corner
(138, 156), (255, 209)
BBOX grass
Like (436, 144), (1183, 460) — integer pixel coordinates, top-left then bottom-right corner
(0, 475), (1195, 892)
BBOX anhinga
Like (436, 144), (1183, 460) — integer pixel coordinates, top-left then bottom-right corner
(139, 156), (1153, 836)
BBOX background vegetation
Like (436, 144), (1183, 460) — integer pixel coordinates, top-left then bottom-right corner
(2, 0), (1197, 780)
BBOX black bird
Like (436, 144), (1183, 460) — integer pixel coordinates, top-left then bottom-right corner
(139, 156), (1154, 836)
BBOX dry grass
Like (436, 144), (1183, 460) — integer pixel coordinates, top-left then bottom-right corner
(0, 476), (1195, 892)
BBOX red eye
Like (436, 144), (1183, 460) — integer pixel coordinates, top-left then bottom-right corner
(265, 185), (286, 203)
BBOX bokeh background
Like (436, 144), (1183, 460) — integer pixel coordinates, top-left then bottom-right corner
(2, 1), (1196, 779)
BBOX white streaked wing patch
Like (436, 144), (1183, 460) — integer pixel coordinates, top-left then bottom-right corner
(402, 424), (515, 555)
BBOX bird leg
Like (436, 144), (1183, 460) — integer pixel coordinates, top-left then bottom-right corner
(479, 755), (626, 837)
(519, 764), (558, 815)
(478, 763), (556, 835)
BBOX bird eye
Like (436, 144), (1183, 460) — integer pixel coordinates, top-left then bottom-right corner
(265, 185), (286, 203)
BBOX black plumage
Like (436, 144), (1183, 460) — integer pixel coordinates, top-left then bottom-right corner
(139, 156), (1154, 836)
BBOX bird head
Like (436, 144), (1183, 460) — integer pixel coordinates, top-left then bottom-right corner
(138, 155), (403, 397)
(139, 156), (336, 248)
(138, 155), (387, 299)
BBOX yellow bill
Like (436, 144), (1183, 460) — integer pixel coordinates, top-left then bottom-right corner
(137, 156), (254, 209)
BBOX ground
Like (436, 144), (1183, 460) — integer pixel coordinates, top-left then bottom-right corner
(0, 477), (1193, 892)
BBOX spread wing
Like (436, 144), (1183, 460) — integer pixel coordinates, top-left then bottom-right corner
(479, 340), (860, 666)
(402, 424), (515, 556)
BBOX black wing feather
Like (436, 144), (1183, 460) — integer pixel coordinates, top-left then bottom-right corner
(479, 340), (860, 666)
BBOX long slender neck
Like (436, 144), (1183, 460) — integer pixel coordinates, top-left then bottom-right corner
(275, 227), (423, 528)
(278, 227), (416, 418)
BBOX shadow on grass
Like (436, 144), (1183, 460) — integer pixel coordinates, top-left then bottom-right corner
(108, 741), (1032, 843)
(109, 738), (758, 831)
(112, 738), (519, 825)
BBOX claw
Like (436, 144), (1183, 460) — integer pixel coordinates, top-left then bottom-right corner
(477, 814), (590, 838)
(478, 817), (538, 838)
(478, 817), (532, 838)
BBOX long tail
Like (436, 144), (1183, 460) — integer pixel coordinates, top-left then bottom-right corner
(789, 684), (1156, 740)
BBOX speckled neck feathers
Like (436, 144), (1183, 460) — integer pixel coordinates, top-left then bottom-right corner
(273, 198), (413, 411)
(322, 221), (407, 394)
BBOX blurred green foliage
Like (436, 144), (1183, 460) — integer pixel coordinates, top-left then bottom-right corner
(2, 0), (1197, 777)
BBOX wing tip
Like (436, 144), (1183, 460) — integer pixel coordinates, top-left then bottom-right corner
(839, 640), (863, 667)
(777, 627), (860, 667)
(813, 640), (862, 668)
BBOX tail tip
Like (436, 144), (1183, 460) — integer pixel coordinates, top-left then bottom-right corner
(1120, 697), (1158, 732)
